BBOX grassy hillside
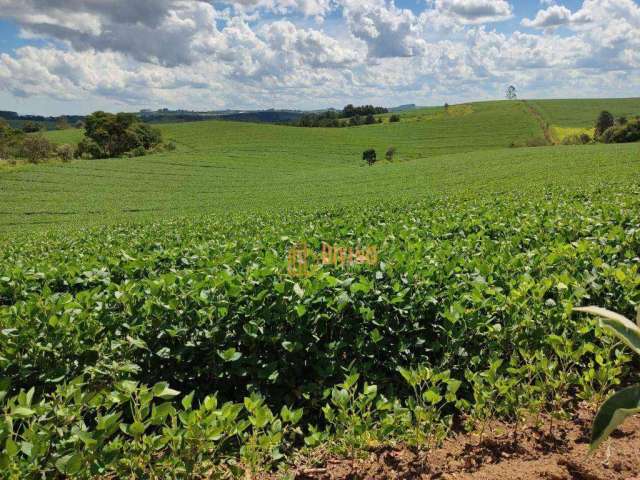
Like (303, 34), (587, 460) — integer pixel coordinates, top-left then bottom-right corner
(41, 127), (85, 144)
(530, 98), (640, 139)
(3, 101), (544, 231)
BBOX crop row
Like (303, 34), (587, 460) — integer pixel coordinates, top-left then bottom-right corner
(1, 185), (639, 476)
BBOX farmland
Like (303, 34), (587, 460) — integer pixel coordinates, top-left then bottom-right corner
(1, 99), (640, 478)
(530, 97), (640, 140)
(0, 100), (635, 232)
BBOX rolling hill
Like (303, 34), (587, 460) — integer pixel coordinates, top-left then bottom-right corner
(6, 98), (638, 232)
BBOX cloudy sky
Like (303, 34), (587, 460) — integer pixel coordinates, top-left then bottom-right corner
(0, 0), (638, 115)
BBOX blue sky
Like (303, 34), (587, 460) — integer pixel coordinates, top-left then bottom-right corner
(0, 0), (638, 115)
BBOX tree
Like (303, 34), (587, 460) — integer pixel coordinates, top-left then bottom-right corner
(444, 102), (449, 110)
(349, 115), (362, 127)
(342, 104), (388, 118)
(363, 149), (376, 166)
(22, 121), (42, 133)
(389, 114), (400, 123)
(56, 117), (70, 130)
(617, 116), (628, 126)
(595, 111), (615, 138)
(0, 119), (12, 138)
(20, 135), (53, 163)
(57, 144), (76, 162)
(385, 146), (396, 161)
(364, 114), (376, 125)
(505, 85), (517, 100)
(83, 111), (162, 158)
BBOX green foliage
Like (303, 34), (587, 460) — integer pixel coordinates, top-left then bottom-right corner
(21, 121), (42, 133)
(574, 307), (640, 451)
(56, 144), (75, 162)
(20, 135), (54, 163)
(389, 114), (401, 123)
(342, 104), (388, 118)
(385, 146), (396, 161)
(82, 111), (162, 158)
(295, 105), (387, 128)
(1, 99), (640, 476)
(599, 119), (640, 144)
(362, 148), (376, 165)
(0, 376), (302, 478)
(530, 98), (640, 129)
(561, 133), (591, 145)
(595, 111), (615, 138)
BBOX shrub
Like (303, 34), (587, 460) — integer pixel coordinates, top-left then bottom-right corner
(56, 144), (75, 162)
(595, 111), (615, 138)
(77, 137), (106, 159)
(617, 116), (628, 126)
(125, 146), (147, 158)
(385, 146), (396, 161)
(363, 149), (376, 166)
(510, 137), (552, 148)
(22, 121), (42, 133)
(562, 134), (591, 146)
(0, 118), (11, 138)
(20, 134), (53, 163)
(600, 120), (640, 144)
(349, 116), (362, 127)
(55, 117), (70, 130)
(389, 115), (401, 123)
(525, 137), (550, 147)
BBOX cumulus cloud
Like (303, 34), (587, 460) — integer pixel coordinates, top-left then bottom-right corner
(0, 0), (639, 113)
(432, 0), (513, 24)
(223, 0), (335, 19)
(521, 5), (573, 29)
(0, 0), (226, 66)
(341, 0), (427, 58)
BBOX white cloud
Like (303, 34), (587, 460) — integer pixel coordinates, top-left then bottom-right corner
(0, 0), (639, 114)
(432, 0), (513, 24)
(522, 5), (573, 29)
(341, 0), (427, 58)
(224, 0), (335, 19)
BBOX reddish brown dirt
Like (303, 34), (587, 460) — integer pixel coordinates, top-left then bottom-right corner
(282, 408), (640, 480)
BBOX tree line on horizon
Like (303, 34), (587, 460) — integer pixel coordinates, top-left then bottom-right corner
(295, 104), (399, 128)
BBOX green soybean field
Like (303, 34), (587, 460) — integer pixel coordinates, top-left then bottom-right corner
(1, 99), (639, 479)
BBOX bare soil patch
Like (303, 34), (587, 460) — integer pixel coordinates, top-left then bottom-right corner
(280, 407), (640, 480)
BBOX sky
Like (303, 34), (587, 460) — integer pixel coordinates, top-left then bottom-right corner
(0, 0), (638, 115)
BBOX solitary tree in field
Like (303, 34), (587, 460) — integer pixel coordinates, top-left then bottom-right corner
(363, 149), (377, 166)
(595, 111), (615, 138)
(505, 85), (517, 100)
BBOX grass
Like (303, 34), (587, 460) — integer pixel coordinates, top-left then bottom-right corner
(2, 100), (544, 232)
(530, 98), (640, 131)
